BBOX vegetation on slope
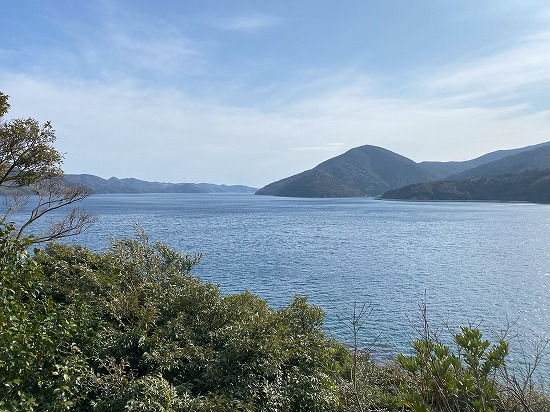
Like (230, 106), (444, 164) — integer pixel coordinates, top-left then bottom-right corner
(256, 145), (439, 198)
(448, 145), (550, 181)
(381, 169), (550, 204)
(255, 169), (362, 198)
(0, 225), (349, 411)
(419, 141), (550, 178)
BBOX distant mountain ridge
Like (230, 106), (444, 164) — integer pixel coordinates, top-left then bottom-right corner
(447, 145), (550, 180)
(256, 141), (550, 198)
(379, 144), (550, 203)
(63, 174), (257, 194)
(380, 168), (550, 204)
(419, 141), (550, 177)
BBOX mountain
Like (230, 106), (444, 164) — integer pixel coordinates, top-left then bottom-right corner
(379, 145), (550, 203)
(419, 141), (550, 178)
(446, 145), (550, 180)
(256, 145), (439, 197)
(255, 169), (361, 198)
(256, 141), (550, 198)
(62, 174), (257, 194)
(380, 168), (550, 204)
(195, 183), (260, 193)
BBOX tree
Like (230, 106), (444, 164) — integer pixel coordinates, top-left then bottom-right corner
(0, 223), (92, 411)
(30, 228), (350, 410)
(0, 91), (95, 242)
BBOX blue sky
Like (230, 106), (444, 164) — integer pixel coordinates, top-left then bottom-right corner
(1, 0), (549, 187)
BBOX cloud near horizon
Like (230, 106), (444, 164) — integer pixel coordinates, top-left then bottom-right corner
(3, 66), (548, 187)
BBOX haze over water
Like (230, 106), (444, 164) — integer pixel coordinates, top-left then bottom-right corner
(21, 193), (550, 373)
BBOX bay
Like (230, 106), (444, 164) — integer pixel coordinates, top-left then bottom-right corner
(14, 193), (550, 373)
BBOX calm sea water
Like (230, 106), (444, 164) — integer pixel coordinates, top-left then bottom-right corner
(15, 193), (550, 373)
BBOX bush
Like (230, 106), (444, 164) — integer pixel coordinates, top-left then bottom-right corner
(32, 229), (350, 410)
(397, 326), (508, 411)
(0, 224), (92, 411)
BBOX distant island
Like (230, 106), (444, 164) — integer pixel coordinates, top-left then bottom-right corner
(63, 174), (257, 194)
(255, 141), (550, 203)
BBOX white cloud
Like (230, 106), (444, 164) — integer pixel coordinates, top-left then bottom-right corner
(104, 22), (201, 76)
(2, 60), (548, 188)
(45, 2), (204, 80)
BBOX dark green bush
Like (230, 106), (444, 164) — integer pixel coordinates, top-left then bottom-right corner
(31, 229), (350, 410)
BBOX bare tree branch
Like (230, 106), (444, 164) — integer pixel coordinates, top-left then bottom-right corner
(13, 177), (96, 243)
(1, 92), (96, 243)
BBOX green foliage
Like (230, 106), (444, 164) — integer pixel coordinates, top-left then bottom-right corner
(29, 228), (350, 411)
(0, 90), (95, 243)
(0, 223), (92, 411)
(0, 116), (62, 187)
(0, 91), (62, 187)
(0, 92), (9, 118)
(340, 353), (406, 411)
(397, 326), (509, 411)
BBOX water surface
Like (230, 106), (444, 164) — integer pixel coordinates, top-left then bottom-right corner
(15, 193), (550, 372)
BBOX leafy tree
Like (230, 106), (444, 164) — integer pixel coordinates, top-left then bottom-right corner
(3, 222), (550, 410)
(0, 224), (93, 411)
(33, 229), (350, 410)
(0, 91), (95, 243)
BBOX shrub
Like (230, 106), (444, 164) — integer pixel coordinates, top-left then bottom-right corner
(33, 229), (350, 410)
(0, 224), (92, 411)
(396, 322), (509, 411)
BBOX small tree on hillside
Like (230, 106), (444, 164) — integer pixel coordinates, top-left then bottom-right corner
(0, 91), (95, 242)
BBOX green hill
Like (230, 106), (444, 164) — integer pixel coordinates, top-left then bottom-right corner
(62, 174), (257, 194)
(419, 141), (550, 177)
(380, 168), (550, 204)
(447, 145), (550, 180)
(256, 142), (550, 199)
(256, 145), (438, 197)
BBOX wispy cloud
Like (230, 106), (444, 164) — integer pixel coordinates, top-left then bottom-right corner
(103, 21), (201, 77)
(214, 12), (281, 32)
(43, 3), (204, 81)
(423, 31), (550, 107)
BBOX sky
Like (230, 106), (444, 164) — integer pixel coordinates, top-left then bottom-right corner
(1, 0), (549, 187)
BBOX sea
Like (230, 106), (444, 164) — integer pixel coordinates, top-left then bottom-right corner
(11, 193), (550, 376)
